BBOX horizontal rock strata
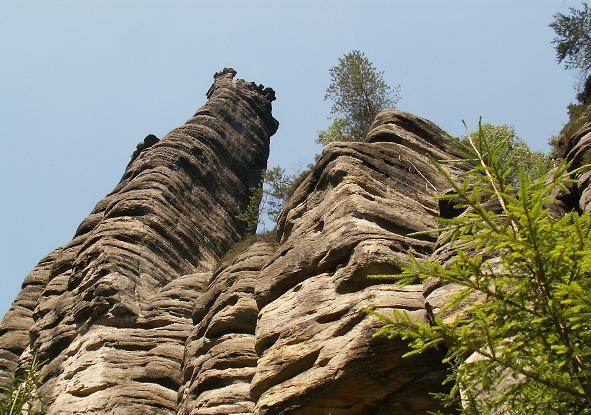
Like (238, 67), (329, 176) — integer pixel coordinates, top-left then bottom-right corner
(251, 109), (462, 415)
(179, 241), (275, 415)
(564, 121), (591, 212)
(0, 248), (62, 385)
(2, 96), (508, 414)
(0, 68), (277, 414)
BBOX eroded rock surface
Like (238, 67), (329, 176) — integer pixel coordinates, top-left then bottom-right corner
(0, 248), (62, 385)
(251, 109), (462, 415)
(3, 98), (481, 413)
(179, 241), (275, 415)
(0, 68), (277, 414)
(563, 121), (591, 212)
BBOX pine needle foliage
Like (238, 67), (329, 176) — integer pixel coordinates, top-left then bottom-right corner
(0, 354), (47, 415)
(550, 2), (591, 77)
(321, 50), (400, 142)
(366, 121), (591, 414)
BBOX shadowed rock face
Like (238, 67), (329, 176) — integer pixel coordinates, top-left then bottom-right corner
(179, 241), (275, 415)
(251, 109), (462, 415)
(0, 68), (277, 414)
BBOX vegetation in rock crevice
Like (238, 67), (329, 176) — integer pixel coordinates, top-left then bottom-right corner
(238, 165), (313, 233)
(0, 354), (47, 415)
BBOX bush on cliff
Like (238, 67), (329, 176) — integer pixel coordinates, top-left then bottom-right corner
(0, 354), (47, 415)
(239, 166), (294, 233)
(463, 123), (553, 183)
(318, 50), (400, 144)
(367, 122), (591, 414)
(239, 165), (313, 232)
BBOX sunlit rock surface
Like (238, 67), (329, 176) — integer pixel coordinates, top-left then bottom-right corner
(0, 248), (62, 386)
(0, 68), (277, 414)
(179, 241), (275, 415)
(1, 89), (494, 414)
(251, 109), (462, 414)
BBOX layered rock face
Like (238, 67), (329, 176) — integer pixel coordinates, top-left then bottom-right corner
(179, 241), (275, 415)
(2, 82), (474, 412)
(251, 110), (463, 414)
(563, 121), (591, 212)
(0, 69), (278, 414)
(0, 248), (62, 385)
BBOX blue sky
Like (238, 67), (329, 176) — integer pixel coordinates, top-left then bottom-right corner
(0, 0), (583, 315)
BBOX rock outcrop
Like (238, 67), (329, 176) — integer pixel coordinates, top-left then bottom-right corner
(562, 120), (591, 212)
(0, 248), (62, 385)
(251, 109), (463, 414)
(179, 241), (275, 415)
(0, 68), (278, 414)
(2, 77), (483, 413)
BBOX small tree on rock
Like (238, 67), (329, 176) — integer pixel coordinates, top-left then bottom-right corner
(551, 3), (591, 74)
(318, 50), (400, 144)
(238, 166), (307, 233)
(551, 3), (591, 95)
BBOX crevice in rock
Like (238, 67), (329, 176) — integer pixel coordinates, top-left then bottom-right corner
(133, 375), (179, 392)
(251, 348), (321, 400)
(68, 384), (111, 398)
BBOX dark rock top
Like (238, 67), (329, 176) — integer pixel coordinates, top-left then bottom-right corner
(206, 67), (278, 136)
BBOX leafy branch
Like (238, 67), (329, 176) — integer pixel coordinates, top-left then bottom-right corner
(366, 121), (591, 414)
(0, 354), (47, 415)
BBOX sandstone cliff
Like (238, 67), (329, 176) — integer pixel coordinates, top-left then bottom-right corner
(1, 68), (278, 414)
(249, 110), (463, 415)
(5, 70), (575, 414)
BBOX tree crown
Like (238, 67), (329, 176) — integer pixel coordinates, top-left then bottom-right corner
(322, 50), (400, 142)
(550, 2), (591, 77)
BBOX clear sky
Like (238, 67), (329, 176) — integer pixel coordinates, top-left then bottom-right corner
(0, 0), (584, 316)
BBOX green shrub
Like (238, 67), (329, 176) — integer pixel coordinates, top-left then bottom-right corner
(316, 118), (354, 145)
(238, 166), (313, 233)
(366, 122), (591, 414)
(0, 354), (47, 415)
(463, 123), (553, 183)
(238, 183), (264, 235)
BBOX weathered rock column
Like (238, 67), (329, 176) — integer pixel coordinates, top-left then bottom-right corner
(0, 68), (277, 414)
(251, 110), (462, 415)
